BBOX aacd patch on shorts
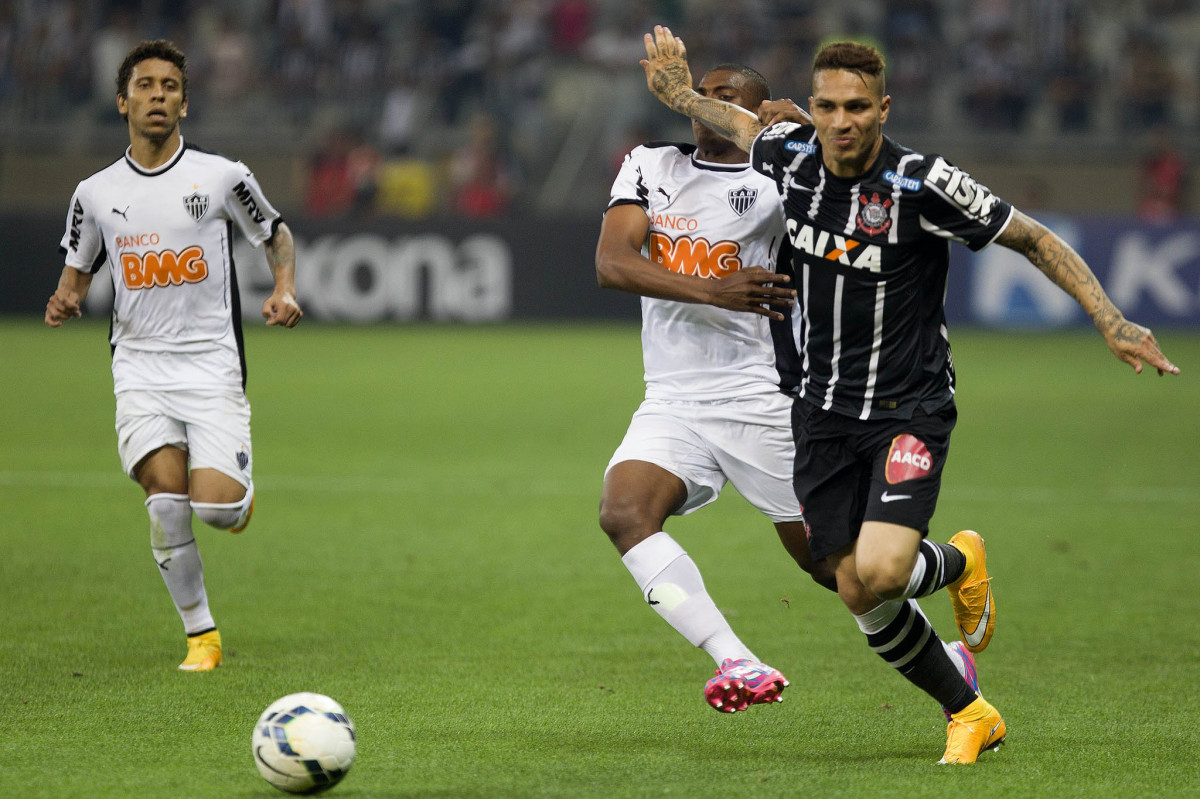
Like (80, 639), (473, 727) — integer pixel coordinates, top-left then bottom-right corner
(886, 434), (932, 484)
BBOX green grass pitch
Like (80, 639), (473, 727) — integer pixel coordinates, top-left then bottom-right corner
(1, 319), (1198, 798)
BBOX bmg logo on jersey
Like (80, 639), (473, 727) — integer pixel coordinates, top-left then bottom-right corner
(120, 245), (209, 289)
(649, 232), (742, 279)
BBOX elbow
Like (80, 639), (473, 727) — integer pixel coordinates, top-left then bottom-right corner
(595, 258), (619, 290)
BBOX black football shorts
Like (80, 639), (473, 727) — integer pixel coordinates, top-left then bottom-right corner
(790, 398), (957, 561)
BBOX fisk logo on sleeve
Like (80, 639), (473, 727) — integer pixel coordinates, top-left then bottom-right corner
(649, 233), (742, 279)
(925, 157), (998, 219)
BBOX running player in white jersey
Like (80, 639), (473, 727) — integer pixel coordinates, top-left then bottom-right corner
(597, 64), (831, 712)
(44, 40), (302, 672)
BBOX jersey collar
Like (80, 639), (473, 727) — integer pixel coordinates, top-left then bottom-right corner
(690, 153), (751, 173)
(124, 137), (187, 176)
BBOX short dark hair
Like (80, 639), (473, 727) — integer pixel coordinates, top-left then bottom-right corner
(705, 63), (772, 107)
(812, 41), (886, 94)
(116, 39), (188, 108)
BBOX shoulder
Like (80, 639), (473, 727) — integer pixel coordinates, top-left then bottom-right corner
(183, 142), (255, 182)
(755, 122), (817, 149)
(183, 141), (240, 166)
(627, 141), (696, 164)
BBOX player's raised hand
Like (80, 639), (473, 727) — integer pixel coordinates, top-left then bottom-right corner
(640, 25), (693, 112)
(758, 99), (812, 127)
(45, 288), (82, 327)
(1104, 319), (1179, 376)
(263, 290), (303, 328)
(704, 267), (796, 320)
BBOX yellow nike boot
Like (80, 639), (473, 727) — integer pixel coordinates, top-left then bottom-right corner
(947, 530), (995, 653)
(939, 696), (1006, 764)
(179, 629), (222, 672)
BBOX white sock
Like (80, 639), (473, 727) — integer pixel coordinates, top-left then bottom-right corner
(621, 532), (755, 665)
(147, 493), (214, 635)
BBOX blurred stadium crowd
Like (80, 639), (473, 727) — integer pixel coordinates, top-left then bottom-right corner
(0, 0), (1195, 218)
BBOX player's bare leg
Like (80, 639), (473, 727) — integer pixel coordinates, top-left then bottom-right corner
(190, 467), (254, 533)
(834, 539), (1003, 761)
(136, 446), (220, 670)
(773, 520), (837, 592)
(600, 460), (787, 711)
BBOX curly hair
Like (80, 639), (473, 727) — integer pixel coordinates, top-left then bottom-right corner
(116, 39), (188, 118)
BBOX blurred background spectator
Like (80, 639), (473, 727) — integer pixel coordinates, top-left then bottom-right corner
(1137, 125), (1190, 223)
(0, 0), (1196, 219)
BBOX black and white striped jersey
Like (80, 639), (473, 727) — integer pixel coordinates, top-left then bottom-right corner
(751, 122), (1014, 421)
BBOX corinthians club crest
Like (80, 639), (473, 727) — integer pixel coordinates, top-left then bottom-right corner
(728, 186), (758, 217)
(856, 191), (892, 236)
(183, 190), (210, 223)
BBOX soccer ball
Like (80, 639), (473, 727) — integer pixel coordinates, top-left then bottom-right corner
(252, 692), (356, 794)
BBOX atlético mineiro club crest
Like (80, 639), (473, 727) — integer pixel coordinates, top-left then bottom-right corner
(728, 186), (758, 217)
(183, 191), (210, 223)
(856, 192), (892, 236)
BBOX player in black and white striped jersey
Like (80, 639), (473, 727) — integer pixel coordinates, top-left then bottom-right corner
(641, 26), (1178, 764)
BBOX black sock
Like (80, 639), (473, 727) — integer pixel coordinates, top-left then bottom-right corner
(865, 600), (976, 713)
(911, 540), (967, 597)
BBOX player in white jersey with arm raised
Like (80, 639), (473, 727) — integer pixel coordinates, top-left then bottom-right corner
(596, 63), (835, 712)
(45, 40), (302, 672)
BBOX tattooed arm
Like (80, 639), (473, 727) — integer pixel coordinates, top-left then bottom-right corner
(996, 210), (1178, 375)
(262, 221), (303, 328)
(640, 25), (765, 154)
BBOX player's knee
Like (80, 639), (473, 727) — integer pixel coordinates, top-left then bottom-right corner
(857, 559), (909, 599)
(191, 485), (253, 530)
(805, 560), (839, 593)
(598, 497), (656, 550)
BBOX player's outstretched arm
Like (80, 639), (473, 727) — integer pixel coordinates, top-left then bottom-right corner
(596, 204), (794, 320)
(262, 221), (303, 328)
(45, 266), (92, 327)
(996, 210), (1180, 376)
(640, 25), (764, 155)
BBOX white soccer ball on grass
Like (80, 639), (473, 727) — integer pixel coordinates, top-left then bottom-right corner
(252, 692), (356, 794)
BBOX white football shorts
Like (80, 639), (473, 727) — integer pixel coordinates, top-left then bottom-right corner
(605, 392), (803, 522)
(115, 389), (253, 487)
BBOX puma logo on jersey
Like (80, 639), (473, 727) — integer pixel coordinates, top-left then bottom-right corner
(121, 245), (209, 289)
(112, 205), (130, 220)
(787, 219), (882, 272)
(649, 232), (742, 279)
(926, 157), (998, 219)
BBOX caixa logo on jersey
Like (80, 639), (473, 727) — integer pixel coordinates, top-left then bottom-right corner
(727, 186), (758, 216)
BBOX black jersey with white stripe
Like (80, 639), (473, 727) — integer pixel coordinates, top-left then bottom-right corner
(751, 122), (1014, 421)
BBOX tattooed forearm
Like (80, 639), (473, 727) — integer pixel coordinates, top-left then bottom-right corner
(266, 222), (296, 285)
(652, 79), (762, 153)
(999, 210), (1120, 332)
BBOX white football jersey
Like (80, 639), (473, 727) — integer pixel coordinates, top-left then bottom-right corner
(60, 139), (280, 394)
(607, 143), (786, 400)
